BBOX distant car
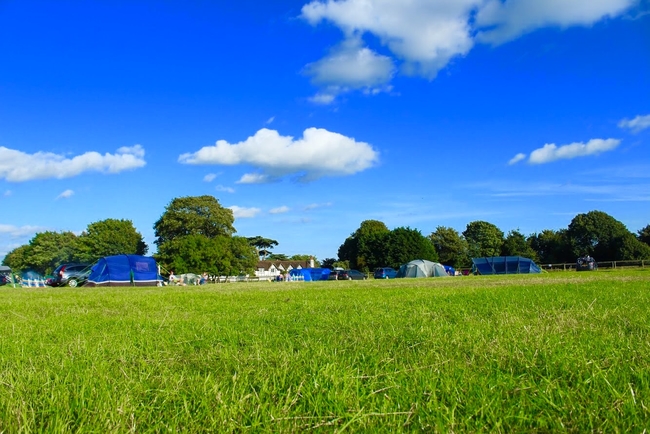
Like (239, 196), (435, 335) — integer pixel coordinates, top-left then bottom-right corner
(374, 267), (397, 279)
(50, 263), (90, 287)
(339, 269), (367, 280)
(328, 270), (344, 280)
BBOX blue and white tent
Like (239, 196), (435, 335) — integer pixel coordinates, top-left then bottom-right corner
(86, 254), (162, 287)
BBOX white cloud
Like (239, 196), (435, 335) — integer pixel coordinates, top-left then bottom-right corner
(179, 128), (379, 182)
(56, 189), (74, 200)
(269, 206), (290, 214)
(304, 202), (333, 211)
(228, 206), (261, 218)
(236, 173), (272, 184)
(203, 173), (217, 182)
(304, 37), (395, 100)
(0, 145), (146, 182)
(301, 0), (638, 93)
(618, 114), (650, 133)
(475, 0), (638, 45)
(0, 224), (46, 237)
(308, 93), (337, 105)
(266, 116), (275, 125)
(215, 185), (235, 193)
(508, 153), (527, 165)
(528, 138), (621, 164)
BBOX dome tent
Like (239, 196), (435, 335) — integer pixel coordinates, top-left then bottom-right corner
(396, 260), (448, 278)
(471, 256), (541, 275)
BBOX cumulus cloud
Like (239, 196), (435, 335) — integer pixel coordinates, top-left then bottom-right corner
(618, 114), (650, 133)
(269, 206), (290, 214)
(228, 206), (261, 218)
(304, 37), (395, 101)
(508, 153), (527, 165)
(0, 145), (146, 182)
(179, 128), (379, 182)
(528, 138), (621, 164)
(301, 0), (638, 97)
(56, 189), (74, 200)
(215, 185), (235, 193)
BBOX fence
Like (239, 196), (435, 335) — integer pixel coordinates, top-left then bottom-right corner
(542, 260), (646, 272)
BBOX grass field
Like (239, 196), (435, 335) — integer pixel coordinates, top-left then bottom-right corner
(1, 270), (649, 432)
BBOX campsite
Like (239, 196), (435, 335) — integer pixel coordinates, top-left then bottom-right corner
(1, 269), (648, 431)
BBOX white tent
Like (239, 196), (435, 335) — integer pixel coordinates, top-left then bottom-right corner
(397, 259), (448, 278)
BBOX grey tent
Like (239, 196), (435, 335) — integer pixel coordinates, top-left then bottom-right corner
(397, 260), (448, 278)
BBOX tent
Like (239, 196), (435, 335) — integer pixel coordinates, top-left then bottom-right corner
(396, 260), (448, 278)
(471, 256), (541, 275)
(86, 254), (162, 287)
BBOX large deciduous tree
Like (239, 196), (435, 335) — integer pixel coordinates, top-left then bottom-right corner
(565, 210), (649, 260)
(429, 226), (470, 268)
(153, 195), (235, 247)
(501, 229), (538, 261)
(385, 227), (438, 269)
(246, 236), (278, 260)
(12, 231), (78, 275)
(463, 221), (504, 258)
(338, 220), (390, 271)
(638, 225), (650, 247)
(75, 219), (147, 263)
(528, 229), (571, 264)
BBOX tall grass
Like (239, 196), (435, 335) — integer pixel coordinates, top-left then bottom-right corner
(0, 270), (648, 432)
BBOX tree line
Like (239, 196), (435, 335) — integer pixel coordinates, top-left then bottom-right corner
(3, 196), (649, 277)
(324, 211), (650, 272)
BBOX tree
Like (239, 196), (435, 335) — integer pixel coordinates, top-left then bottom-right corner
(246, 236), (278, 260)
(2, 245), (31, 271)
(566, 210), (642, 260)
(638, 225), (650, 247)
(429, 226), (470, 268)
(75, 219), (147, 263)
(267, 253), (289, 261)
(501, 229), (538, 262)
(153, 195), (235, 247)
(463, 221), (504, 258)
(337, 220), (390, 271)
(321, 258), (337, 269)
(385, 227), (437, 269)
(20, 231), (78, 275)
(528, 229), (571, 264)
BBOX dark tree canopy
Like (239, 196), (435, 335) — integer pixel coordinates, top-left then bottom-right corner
(429, 226), (470, 268)
(246, 236), (278, 259)
(338, 220), (390, 271)
(502, 229), (538, 262)
(154, 195), (235, 246)
(463, 221), (504, 258)
(76, 219), (147, 264)
(638, 224), (650, 247)
(385, 227), (437, 269)
(528, 229), (571, 264)
(565, 210), (648, 260)
(6, 231), (78, 275)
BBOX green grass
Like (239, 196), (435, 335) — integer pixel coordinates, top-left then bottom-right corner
(1, 270), (649, 432)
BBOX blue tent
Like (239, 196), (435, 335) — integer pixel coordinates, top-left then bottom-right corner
(288, 268), (331, 281)
(471, 256), (541, 275)
(86, 255), (162, 287)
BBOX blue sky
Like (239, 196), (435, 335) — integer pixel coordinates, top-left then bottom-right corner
(1, 0), (649, 262)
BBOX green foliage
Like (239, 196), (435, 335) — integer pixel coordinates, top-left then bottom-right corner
(156, 235), (257, 275)
(153, 195), (235, 247)
(14, 231), (78, 275)
(267, 253), (289, 261)
(246, 236), (278, 259)
(527, 229), (571, 264)
(1, 244), (30, 271)
(338, 220), (390, 271)
(321, 257), (337, 269)
(501, 229), (539, 261)
(429, 226), (470, 268)
(565, 210), (646, 260)
(463, 221), (504, 258)
(638, 224), (650, 246)
(75, 219), (147, 264)
(385, 227), (437, 269)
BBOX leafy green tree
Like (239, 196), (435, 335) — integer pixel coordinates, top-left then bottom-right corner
(267, 253), (289, 261)
(246, 236), (278, 259)
(22, 231), (78, 275)
(321, 258), (337, 269)
(429, 226), (470, 268)
(75, 219), (147, 263)
(619, 232), (650, 260)
(337, 220), (390, 271)
(501, 229), (538, 262)
(153, 195), (235, 247)
(566, 210), (643, 260)
(528, 229), (571, 264)
(638, 224), (650, 247)
(385, 227), (437, 269)
(463, 221), (504, 258)
(2, 244), (31, 271)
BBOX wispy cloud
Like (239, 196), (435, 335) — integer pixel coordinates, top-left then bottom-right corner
(228, 206), (261, 218)
(0, 223), (47, 237)
(618, 114), (650, 133)
(215, 185), (235, 193)
(179, 128), (379, 182)
(508, 153), (526, 165)
(269, 206), (290, 214)
(0, 145), (146, 181)
(529, 139), (621, 164)
(3, 190), (11, 197)
(56, 189), (74, 200)
(203, 173), (218, 182)
(304, 202), (333, 211)
(266, 116), (275, 125)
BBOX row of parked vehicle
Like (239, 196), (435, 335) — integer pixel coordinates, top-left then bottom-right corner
(48, 263), (91, 287)
(326, 267), (399, 280)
